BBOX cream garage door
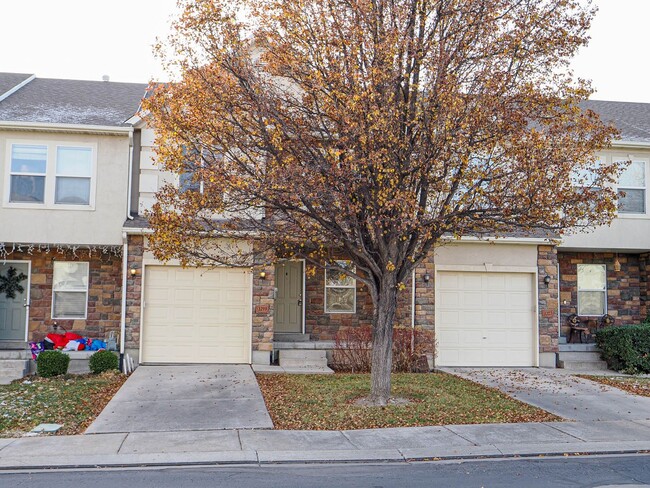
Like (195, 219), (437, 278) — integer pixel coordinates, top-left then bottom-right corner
(142, 266), (252, 364)
(436, 271), (536, 367)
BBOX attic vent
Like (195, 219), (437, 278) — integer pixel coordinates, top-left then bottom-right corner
(102, 75), (110, 82)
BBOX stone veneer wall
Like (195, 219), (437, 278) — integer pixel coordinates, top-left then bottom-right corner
(2, 248), (122, 342)
(252, 261), (275, 356)
(538, 245), (559, 355)
(124, 235), (143, 351)
(305, 257), (435, 342)
(558, 251), (644, 336)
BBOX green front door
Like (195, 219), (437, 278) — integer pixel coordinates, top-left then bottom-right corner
(0, 263), (29, 341)
(274, 261), (303, 333)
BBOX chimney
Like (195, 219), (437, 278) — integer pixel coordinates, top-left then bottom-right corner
(102, 75), (110, 82)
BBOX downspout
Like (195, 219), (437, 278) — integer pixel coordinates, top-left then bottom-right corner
(120, 129), (135, 371)
(119, 231), (128, 372)
(411, 269), (416, 354)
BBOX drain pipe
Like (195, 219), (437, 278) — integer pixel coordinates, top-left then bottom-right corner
(411, 268), (416, 354)
(119, 231), (128, 372)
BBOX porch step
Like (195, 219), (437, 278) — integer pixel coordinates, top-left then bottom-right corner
(0, 349), (32, 360)
(0, 359), (30, 385)
(558, 360), (609, 371)
(558, 351), (603, 362)
(279, 349), (330, 369)
(274, 333), (311, 342)
(559, 343), (599, 352)
(0, 341), (29, 350)
(274, 340), (336, 350)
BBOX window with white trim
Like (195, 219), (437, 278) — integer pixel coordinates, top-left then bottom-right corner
(577, 264), (606, 316)
(55, 147), (93, 205)
(9, 144), (47, 203)
(5, 142), (96, 208)
(52, 262), (89, 319)
(325, 260), (356, 313)
(617, 159), (647, 214)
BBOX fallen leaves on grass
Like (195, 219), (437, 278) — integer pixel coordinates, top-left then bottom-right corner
(578, 375), (650, 398)
(0, 371), (127, 437)
(256, 372), (559, 430)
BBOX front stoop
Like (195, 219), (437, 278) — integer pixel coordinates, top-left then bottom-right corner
(278, 349), (334, 373)
(557, 344), (608, 371)
(0, 347), (31, 385)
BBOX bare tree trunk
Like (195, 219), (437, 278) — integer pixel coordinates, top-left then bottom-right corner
(369, 274), (398, 405)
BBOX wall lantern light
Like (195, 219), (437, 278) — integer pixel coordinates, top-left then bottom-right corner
(423, 273), (431, 283)
(259, 271), (267, 279)
(543, 275), (551, 285)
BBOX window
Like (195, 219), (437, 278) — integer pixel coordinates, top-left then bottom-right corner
(618, 160), (646, 214)
(9, 144), (47, 202)
(5, 142), (96, 208)
(325, 260), (356, 313)
(55, 147), (92, 205)
(577, 264), (606, 316)
(179, 159), (203, 193)
(52, 262), (89, 319)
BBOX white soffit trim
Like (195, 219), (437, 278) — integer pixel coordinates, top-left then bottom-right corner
(612, 140), (650, 149)
(441, 236), (558, 245)
(0, 74), (35, 103)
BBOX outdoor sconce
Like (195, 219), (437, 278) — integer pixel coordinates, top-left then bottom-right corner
(423, 273), (431, 283)
(614, 255), (621, 272)
(543, 275), (551, 285)
(259, 271), (267, 279)
(130, 267), (137, 277)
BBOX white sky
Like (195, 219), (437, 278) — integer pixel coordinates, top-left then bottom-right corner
(1, 0), (649, 102)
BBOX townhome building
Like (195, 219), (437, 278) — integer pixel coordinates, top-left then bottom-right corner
(2, 71), (649, 379)
(0, 73), (147, 380)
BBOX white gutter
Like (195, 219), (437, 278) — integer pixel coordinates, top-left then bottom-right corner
(441, 235), (559, 245)
(612, 140), (650, 149)
(411, 269), (416, 329)
(119, 232), (128, 370)
(0, 74), (35, 102)
(0, 120), (132, 135)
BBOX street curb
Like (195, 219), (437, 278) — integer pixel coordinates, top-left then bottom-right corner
(0, 448), (649, 471)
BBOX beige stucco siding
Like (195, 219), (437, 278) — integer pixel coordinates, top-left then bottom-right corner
(0, 129), (130, 245)
(434, 241), (539, 268)
(561, 147), (650, 251)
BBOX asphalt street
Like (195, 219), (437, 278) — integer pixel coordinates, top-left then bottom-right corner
(2, 454), (650, 488)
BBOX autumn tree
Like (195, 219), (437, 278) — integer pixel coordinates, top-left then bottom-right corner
(144, 0), (621, 404)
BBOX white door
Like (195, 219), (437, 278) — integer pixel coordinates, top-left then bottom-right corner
(142, 266), (252, 364)
(436, 271), (536, 367)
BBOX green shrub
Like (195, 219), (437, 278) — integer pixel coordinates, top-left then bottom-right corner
(595, 324), (650, 374)
(36, 350), (70, 378)
(89, 350), (119, 374)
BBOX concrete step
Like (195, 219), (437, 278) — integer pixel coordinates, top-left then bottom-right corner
(0, 341), (29, 350)
(279, 349), (328, 368)
(0, 349), (32, 360)
(559, 360), (609, 371)
(274, 333), (311, 342)
(0, 359), (30, 384)
(274, 341), (335, 350)
(559, 343), (599, 352)
(558, 351), (603, 362)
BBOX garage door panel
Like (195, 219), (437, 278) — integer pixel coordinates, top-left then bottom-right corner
(437, 271), (535, 367)
(143, 266), (251, 364)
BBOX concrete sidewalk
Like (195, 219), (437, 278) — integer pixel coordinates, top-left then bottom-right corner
(2, 420), (650, 469)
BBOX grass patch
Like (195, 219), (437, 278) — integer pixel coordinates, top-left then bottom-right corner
(257, 372), (559, 430)
(0, 371), (127, 437)
(579, 375), (650, 398)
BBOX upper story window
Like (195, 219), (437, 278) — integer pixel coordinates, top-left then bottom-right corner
(4, 142), (96, 209)
(577, 264), (606, 316)
(617, 159), (647, 214)
(9, 145), (47, 203)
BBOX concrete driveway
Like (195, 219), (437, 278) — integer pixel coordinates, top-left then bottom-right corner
(442, 368), (650, 422)
(86, 365), (273, 434)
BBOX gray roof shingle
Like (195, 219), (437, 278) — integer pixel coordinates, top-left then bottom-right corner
(582, 100), (650, 143)
(0, 72), (33, 99)
(0, 74), (147, 127)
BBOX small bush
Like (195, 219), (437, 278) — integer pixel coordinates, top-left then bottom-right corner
(36, 350), (70, 378)
(89, 350), (119, 374)
(332, 325), (435, 373)
(595, 324), (650, 374)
